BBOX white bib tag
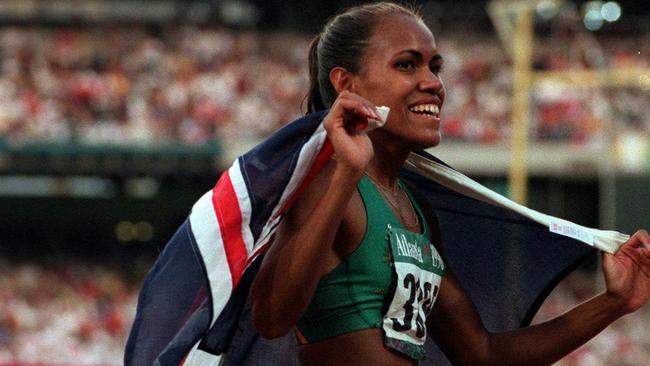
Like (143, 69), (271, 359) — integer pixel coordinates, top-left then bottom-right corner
(382, 225), (444, 360)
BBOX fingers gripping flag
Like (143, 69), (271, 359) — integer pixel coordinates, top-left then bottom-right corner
(125, 111), (629, 366)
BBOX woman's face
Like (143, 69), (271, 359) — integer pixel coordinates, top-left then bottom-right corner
(351, 14), (445, 150)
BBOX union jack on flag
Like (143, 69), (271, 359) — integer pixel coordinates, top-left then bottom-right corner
(125, 111), (628, 366)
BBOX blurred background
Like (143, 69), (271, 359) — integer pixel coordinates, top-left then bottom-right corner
(0, 0), (648, 364)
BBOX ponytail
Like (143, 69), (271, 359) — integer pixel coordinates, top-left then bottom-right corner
(305, 34), (326, 113)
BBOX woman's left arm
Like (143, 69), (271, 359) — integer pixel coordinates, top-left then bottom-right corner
(427, 229), (650, 366)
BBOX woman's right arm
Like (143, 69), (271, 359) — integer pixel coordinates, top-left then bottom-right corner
(249, 91), (380, 339)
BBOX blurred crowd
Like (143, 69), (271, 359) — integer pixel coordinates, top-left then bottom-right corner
(0, 261), (137, 364)
(534, 269), (650, 366)
(1, 260), (649, 365)
(0, 26), (309, 146)
(438, 29), (650, 143)
(0, 25), (648, 147)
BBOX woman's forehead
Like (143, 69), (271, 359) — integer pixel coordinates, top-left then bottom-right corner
(368, 14), (437, 55)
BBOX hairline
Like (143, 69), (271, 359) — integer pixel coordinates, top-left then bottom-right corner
(355, 13), (433, 77)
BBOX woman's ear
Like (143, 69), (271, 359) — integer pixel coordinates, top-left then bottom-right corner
(329, 67), (355, 94)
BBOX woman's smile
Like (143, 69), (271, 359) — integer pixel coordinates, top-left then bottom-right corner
(407, 101), (441, 126)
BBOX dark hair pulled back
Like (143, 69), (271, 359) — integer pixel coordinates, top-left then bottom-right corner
(305, 2), (422, 113)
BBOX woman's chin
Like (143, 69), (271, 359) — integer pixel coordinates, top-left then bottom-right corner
(412, 133), (442, 151)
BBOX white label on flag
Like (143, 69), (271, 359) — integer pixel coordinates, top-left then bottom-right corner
(366, 106), (390, 130)
(549, 219), (595, 247)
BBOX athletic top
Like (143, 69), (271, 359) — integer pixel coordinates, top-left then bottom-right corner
(295, 175), (433, 343)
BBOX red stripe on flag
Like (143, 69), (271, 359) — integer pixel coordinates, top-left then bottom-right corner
(276, 139), (334, 217)
(212, 170), (247, 289)
(178, 353), (188, 366)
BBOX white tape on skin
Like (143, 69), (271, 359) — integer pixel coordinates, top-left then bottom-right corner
(366, 106), (390, 131)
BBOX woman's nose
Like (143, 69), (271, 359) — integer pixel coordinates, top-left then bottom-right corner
(418, 71), (443, 94)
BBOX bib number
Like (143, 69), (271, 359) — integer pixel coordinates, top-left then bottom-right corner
(391, 273), (438, 338)
(382, 225), (444, 360)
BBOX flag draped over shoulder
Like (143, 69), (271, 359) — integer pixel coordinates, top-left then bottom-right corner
(125, 111), (627, 366)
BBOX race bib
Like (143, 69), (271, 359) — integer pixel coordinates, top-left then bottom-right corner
(382, 224), (444, 360)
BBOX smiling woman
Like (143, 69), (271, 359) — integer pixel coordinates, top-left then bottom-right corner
(250, 6), (447, 365)
(245, 2), (650, 366)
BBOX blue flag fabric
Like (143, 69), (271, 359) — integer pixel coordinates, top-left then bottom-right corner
(125, 111), (595, 365)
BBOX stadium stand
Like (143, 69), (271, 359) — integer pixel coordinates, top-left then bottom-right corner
(0, 26), (647, 148)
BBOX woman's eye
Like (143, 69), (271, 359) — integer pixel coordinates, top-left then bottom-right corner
(430, 64), (444, 75)
(396, 60), (416, 71)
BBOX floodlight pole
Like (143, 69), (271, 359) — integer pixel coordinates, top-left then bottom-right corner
(487, 0), (537, 205)
(509, 5), (535, 205)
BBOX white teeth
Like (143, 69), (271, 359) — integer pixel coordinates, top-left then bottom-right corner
(409, 104), (439, 115)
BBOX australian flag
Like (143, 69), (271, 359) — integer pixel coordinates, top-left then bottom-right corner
(124, 111), (628, 365)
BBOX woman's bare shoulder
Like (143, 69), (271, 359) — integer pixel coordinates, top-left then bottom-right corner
(282, 159), (367, 259)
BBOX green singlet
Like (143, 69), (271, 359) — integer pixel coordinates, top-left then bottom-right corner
(295, 175), (431, 342)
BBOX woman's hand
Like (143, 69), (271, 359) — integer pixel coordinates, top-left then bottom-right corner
(323, 91), (380, 174)
(602, 229), (650, 315)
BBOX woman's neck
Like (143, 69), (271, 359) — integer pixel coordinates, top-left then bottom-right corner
(366, 140), (411, 190)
